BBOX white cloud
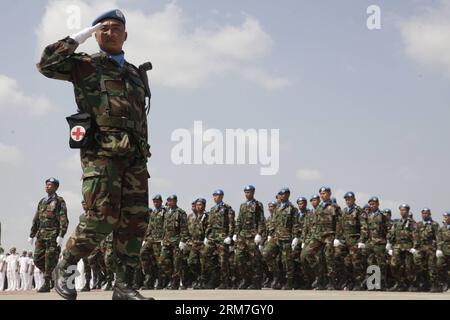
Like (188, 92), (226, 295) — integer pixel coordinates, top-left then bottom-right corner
(36, 1), (290, 90)
(296, 169), (322, 181)
(398, 0), (450, 77)
(0, 142), (24, 166)
(0, 75), (53, 116)
(58, 152), (82, 173)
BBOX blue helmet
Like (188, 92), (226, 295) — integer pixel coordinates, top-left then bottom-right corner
(45, 177), (59, 188)
(384, 208), (392, 215)
(319, 186), (331, 193)
(399, 204), (410, 210)
(196, 198), (206, 205)
(368, 196), (379, 203)
(152, 194), (162, 201)
(443, 211), (450, 217)
(310, 194), (320, 201)
(363, 204), (370, 210)
(296, 197), (307, 204)
(92, 9), (126, 26)
(421, 207), (431, 213)
(213, 189), (224, 196)
(244, 185), (255, 192)
(166, 194), (177, 201)
(344, 192), (355, 199)
(278, 187), (290, 195)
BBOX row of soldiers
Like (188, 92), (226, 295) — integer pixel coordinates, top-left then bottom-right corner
(135, 186), (450, 292)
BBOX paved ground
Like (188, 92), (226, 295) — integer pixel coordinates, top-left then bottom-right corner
(0, 289), (449, 300)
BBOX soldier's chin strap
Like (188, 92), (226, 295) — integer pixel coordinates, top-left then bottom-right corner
(138, 62), (152, 115)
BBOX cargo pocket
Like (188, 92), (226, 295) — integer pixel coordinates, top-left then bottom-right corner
(97, 131), (134, 156)
(82, 165), (107, 212)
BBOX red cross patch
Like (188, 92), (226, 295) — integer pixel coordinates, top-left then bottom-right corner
(70, 126), (86, 142)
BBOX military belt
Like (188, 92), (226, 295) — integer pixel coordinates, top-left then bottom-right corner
(96, 115), (137, 131)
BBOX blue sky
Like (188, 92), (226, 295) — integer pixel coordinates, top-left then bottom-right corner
(1, 0), (450, 250)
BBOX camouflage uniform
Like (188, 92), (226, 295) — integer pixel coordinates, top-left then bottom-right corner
(361, 209), (388, 288)
(187, 211), (208, 288)
(436, 224), (450, 289)
(263, 202), (300, 288)
(204, 202), (235, 288)
(103, 233), (115, 288)
(140, 206), (166, 288)
(300, 209), (317, 286)
(37, 36), (151, 289)
(335, 204), (365, 287)
(413, 219), (440, 288)
(302, 200), (340, 287)
(387, 217), (417, 288)
(159, 206), (188, 289)
(293, 208), (311, 288)
(30, 194), (68, 284)
(235, 199), (266, 288)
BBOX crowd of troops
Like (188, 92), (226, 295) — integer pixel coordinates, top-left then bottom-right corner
(23, 178), (450, 294)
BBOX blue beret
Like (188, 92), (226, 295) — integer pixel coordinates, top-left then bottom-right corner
(152, 194), (162, 201)
(344, 192), (355, 199)
(213, 189), (224, 196)
(310, 194), (320, 201)
(443, 211), (450, 217)
(368, 196), (379, 203)
(268, 201), (277, 206)
(244, 185), (255, 192)
(278, 187), (290, 195)
(421, 207), (431, 213)
(166, 194), (177, 201)
(45, 177), (59, 187)
(363, 204), (370, 209)
(196, 198), (206, 205)
(319, 186), (331, 193)
(384, 208), (392, 214)
(92, 9), (126, 26)
(297, 197), (307, 203)
(399, 204), (410, 210)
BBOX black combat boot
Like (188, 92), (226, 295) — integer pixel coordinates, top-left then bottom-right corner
(238, 278), (251, 290)
(104, 281), (113, 291)
(282, 278), (293, 290)
(54, 262), (77, 300)
(37, 279), (51, 293)
(80, 281), (91, 292)
(247, 277), (262, 290)
(112, 285), (155, 300)
(271, 277), (282, 290)
(216, 281), (230, 290)
(429, 282), (442, 293)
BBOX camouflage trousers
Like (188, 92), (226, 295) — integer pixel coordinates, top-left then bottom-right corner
(82, 257), (91, 282)
(140, 240), (161, 280)
(303, 235), (336, 280)
(187, 243), (205, 283)
(437, 253), (450, 285)
(413, 246), (437, 283)
(34, 237), (60, 282)
(366, 242), (387, 282)
(104, 245), (115, 283)
(300, 241), (317, 284)
(87, 246), (107, 282)
(263, 239), (293, 280)
(62, 154), (149, 286)
(159, 242), (182, 283)
(334, 240), (365, 283)
(203, 240), (230, 285)
(235, 238), (262, 282)
(390, 248), (416, 285)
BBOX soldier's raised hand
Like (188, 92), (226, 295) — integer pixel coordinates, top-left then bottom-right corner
(70, 23), (102, 45)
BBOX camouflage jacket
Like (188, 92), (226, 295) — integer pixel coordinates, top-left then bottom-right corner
(336, 205), (364, 243)
(301, 211), (315, 244)
(437, 225), (450, 255)
(30, 193), (68, 239)
(268, 202), (300, 241)
(187, 211), (208, 245)
(414, 220), (440, 250)
(311, 201), (340, 239)
(144, 207), (166, 243)
(37, 37), (150, 159)
(361, 210), (388, 245)
(162, 207), (188, 244)
(235, 199), (266, 239)
(387, 217), (417, 250)
(297, 209), (312, 243)
(205, 202), (235, 242)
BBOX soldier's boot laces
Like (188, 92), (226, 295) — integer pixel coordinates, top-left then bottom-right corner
(53, 263), (77, 300)
(37, 280), (51, 293)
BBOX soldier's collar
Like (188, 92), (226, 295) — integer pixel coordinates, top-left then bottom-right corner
(45, 193), (57, 202)
(100, 49), (125, 67)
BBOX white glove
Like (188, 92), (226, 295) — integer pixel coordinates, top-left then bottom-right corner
(229, 246), (234, 253)
(258, 245), (263, 251)
(388, 249), (393, 256)
(291, 237), (299, 249)
(160, 240), (164, 246)
(301, 243), (305, 249)
(267, 236), (272, 242)
(56, 236), (63, 247)
(436, 250), (444, 258)
(232, 234), (237, 242)
(203, 237), (208, 246)
(28, 237), (34, 246)
(178, 241), (186, 251)
(142, 241), (146, 247)
(333, 239), (342, 247)
(409, 248), (417, 255)
(254, 234), (262, 245)
(357, 242), (366, 249)
(385, 243), (392, 251)
(70, 23), (102, 45)
(224, 237), (232, 245)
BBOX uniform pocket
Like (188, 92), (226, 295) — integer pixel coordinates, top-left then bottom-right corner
(82, 165), (107, 210)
